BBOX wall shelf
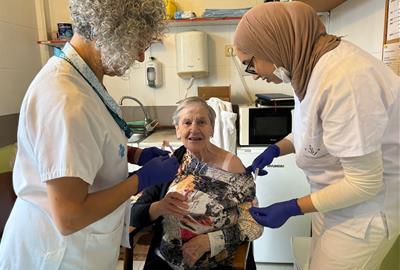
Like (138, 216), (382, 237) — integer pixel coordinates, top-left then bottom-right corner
(166, 17), (241, 27)
(295, 0), (347, 12)
(37, 40), (67, 48)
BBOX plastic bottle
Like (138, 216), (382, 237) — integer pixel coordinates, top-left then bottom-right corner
(164, 0), (177, 20)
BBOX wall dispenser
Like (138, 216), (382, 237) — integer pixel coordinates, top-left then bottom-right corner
(146, 57), (162, 88)
(175, 31), (209, 79)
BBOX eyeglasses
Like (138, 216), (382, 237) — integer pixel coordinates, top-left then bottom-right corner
(244, 56), (257, 75)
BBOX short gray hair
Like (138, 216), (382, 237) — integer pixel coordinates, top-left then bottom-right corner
(69, 0), (166, 75)
(172, 97), (216, 128)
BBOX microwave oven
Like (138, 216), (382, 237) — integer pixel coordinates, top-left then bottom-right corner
(238, 104), (293, 146)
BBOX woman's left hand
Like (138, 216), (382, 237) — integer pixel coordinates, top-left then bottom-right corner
(182, 234), (210, 267)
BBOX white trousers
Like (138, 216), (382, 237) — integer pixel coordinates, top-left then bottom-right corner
(309, 213), (398, 270)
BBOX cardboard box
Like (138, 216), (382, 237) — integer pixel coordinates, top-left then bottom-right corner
(198, 86), (230, 102)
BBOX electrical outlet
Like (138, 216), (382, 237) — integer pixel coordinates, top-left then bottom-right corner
(225, 44), (235, 57)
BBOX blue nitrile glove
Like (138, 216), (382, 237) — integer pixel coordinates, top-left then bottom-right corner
(249, 199), (303, 228)
(136, 155), (179, 192)
(246, 144), (280, 175)
(137, 147), (169, 166)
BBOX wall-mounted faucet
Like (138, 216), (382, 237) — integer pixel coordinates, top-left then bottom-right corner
(119, 96), (150, 124)
(119, 96), (159, 134)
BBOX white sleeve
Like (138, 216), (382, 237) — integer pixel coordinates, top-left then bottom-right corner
(26, 79), (104, 185)
(311, 150), (383, 212)
(320, 67), (388, 157)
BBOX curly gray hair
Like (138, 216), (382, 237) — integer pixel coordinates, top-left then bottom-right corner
(69, 0), (166, 76)
(172, 97), (216, 128)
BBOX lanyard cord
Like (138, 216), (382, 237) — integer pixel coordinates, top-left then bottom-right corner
(55, 49), (133, 139)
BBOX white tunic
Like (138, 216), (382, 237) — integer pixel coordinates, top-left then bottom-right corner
(291, 40), (399, 239)
(0, 45), (130, 269)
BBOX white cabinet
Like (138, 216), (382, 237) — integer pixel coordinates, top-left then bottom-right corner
(237, 147), (311, 263)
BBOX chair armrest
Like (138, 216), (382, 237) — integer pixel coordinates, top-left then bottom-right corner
(123, 225), (155, 270)
(231, 241), (250, 270)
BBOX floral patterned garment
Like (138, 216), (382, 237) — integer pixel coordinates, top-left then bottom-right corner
(156, 152), (262, 270)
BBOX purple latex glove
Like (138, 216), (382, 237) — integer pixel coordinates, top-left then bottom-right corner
(136, 155), (179, 192)
(137, 147), (169, 166)
(246, 144), (280, 175)
(249, 199), (303, 228)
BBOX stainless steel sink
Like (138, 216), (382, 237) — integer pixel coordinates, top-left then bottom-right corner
(128, 133), (146, 143)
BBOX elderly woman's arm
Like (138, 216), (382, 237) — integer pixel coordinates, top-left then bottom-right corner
(130, 184), (164, 228)
(196, 167), (263, 260)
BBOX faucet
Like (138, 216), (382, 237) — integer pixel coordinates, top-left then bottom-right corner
(119, 96), (150, 125)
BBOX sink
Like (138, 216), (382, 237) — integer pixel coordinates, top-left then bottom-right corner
(128, 130), (154, 143)
(128, 133), (146, 143)
(127, 120), (158, 143)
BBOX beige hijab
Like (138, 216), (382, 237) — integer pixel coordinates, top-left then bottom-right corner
(234, 2), (340, 101)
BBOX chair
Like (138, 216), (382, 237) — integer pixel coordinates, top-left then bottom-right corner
(0, 144), (17, 240)
(123, 225), (252, 270)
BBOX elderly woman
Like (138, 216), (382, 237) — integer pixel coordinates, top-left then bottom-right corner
(0, 0), (179, 269)
(131, 97), (263, 270)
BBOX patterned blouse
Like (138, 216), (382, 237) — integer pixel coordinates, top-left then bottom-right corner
(156, 152), (263, 269)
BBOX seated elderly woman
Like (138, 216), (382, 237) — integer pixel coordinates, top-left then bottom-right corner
(131, 97), (263, 270)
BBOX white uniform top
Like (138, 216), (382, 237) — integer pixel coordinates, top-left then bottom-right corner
(291, 40), (400, 239)
(0, 44), (131, 269)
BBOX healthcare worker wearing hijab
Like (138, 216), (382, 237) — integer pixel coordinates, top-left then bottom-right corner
(0, 0), (179, 269)
(234, 2), (399, 270)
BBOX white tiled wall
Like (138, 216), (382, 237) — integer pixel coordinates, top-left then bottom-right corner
(1, 0), (385, 115)
(104, 23), (295, 106)
(0, 0), (42, 116)
(101, 0), (386, 107)
(330, 0), (385, 59)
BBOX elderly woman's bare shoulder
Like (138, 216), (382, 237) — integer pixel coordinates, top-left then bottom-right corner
(217, 149), (245, 174)
(227, 154), (246, 174)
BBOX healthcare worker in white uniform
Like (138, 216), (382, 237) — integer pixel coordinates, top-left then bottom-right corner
(234, 2), (399, 270)
(0, 0), (179, 269)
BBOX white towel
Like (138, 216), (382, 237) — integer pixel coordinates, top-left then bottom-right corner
(206, 98), (237, 154)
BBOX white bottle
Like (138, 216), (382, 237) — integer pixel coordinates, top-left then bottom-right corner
(145, 57), (162, 88)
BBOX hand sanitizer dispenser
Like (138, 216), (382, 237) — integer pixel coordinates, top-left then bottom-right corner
(146, 57), (162, 88)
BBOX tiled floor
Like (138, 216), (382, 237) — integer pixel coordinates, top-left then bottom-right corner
(116, 260), (294, 270)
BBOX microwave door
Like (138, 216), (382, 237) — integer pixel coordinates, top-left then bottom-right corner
(249, 108), (292, 145)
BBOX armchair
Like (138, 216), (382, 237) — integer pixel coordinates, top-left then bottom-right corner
(123, 225), (253, 270)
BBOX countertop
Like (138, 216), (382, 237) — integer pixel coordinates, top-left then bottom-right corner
(138, 128), (181, 148)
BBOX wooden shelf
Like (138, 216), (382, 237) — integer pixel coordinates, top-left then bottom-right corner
(37, 40), (67, 48)
(295, 0), (347, 12)
(166, 17), (241, 27)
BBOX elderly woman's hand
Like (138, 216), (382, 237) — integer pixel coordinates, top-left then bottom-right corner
(182, 234), (210, 267)
(149, 192), (189, 221)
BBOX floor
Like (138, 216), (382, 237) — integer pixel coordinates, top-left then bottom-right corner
(115, 260), (294, 270)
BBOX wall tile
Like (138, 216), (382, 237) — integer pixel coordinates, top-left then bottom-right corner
(128, 67), (156, 106)
(0, 0), (37, 28)
(330, 0), (385, 56)
(0, 23), (42, 70)
(153, 67), (181, 105)
(0, 69), (37, 115)
(104, 75), (131, 105)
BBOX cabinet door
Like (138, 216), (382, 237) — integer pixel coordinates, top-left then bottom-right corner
(237, 147), (311, 263)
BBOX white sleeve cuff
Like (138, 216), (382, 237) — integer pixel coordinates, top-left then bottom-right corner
(284, 133), (293, 144)
(208, 230), (225, 257)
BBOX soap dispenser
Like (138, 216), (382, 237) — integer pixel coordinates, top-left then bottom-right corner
(145, 57), (162, 88)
